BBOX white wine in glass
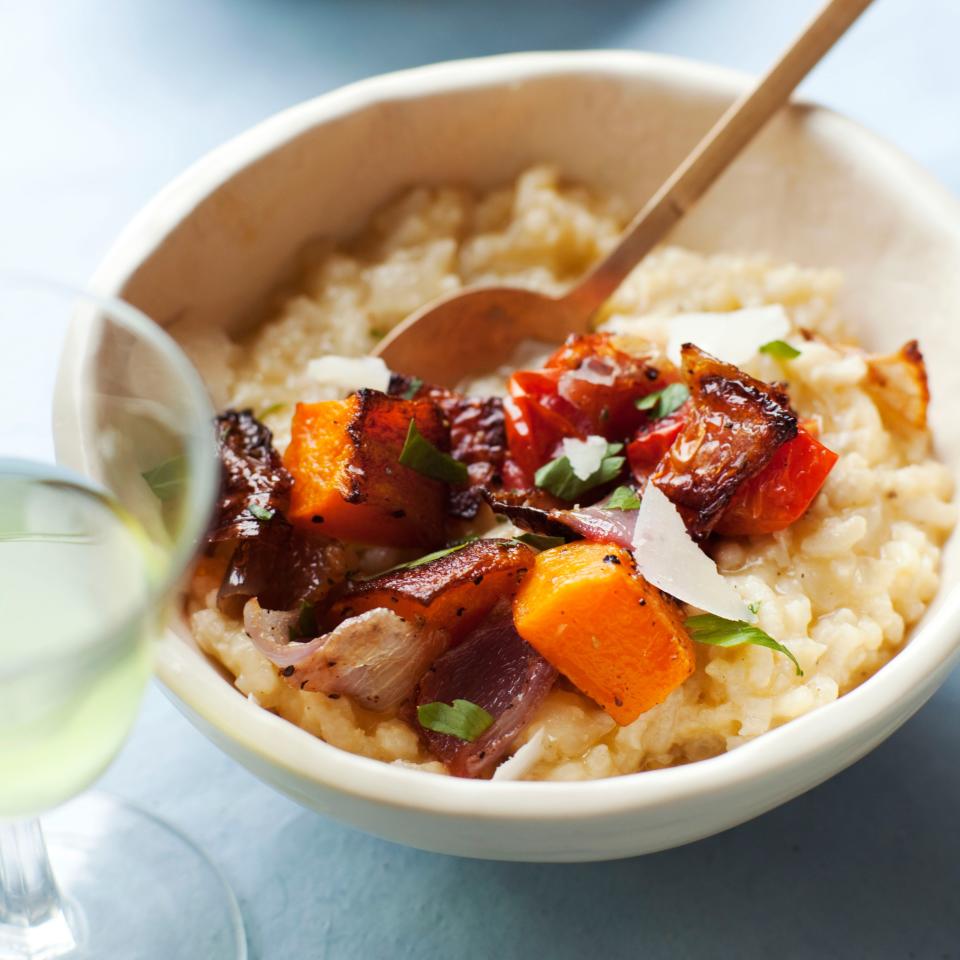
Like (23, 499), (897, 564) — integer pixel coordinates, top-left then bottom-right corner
(0, 464), (154, 820)
(0, 282), (245, 959)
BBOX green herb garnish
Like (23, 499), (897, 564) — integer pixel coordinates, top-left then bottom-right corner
(634, 383), (690, 419)
(141, 455), (187, 502)
(747, 601), (761, 616)
(534, 442), (625, 502)
(401, 377), (424, 400)
(684, 613), (803, 676)
(258, 402), (288, 419)
(417, 699), (494, 741)
(606, 485), (643, 510)
(399, 420), (468, 486)
(248, 504), (275, 522)
(378, 538), (478, 576)
(759, 340), (801, 360)
(514, 532), (567, 550)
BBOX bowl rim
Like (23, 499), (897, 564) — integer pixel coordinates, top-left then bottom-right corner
(92, 49), (960, 821)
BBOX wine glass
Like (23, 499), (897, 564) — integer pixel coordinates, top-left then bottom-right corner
(0, 280), (245, 958)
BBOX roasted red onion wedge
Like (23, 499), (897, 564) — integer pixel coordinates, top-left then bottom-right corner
(483, 490), (570, 538)
(210, 409), (293, 541)
(415, 608), (557, 778)
(244, 600), (449, 711)
(485, 489), (636, 548)
(242, 600), (306, 667)
(555, 504), (636, 547)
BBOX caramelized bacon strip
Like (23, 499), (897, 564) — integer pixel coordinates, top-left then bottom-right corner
(210, 409), (293, 542)
(217, 518), (346, 614)
(389, 374), (506, 519)
(208, 409), (346, 614)
(329, 538), (535, 643)
(651, 345), (798, 540)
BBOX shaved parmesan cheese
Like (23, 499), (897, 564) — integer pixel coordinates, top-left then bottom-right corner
(306, 355), (391, 394)
(561, 435), (609, 481)
(492, 729), (546, 781)
(666, 305), (790, 367)
(632, 484), (751, 622)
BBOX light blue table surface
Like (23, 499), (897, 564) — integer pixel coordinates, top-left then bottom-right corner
(4, 1), (960, 957)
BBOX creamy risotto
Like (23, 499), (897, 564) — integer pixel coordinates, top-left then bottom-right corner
(188, 166), (954, 780)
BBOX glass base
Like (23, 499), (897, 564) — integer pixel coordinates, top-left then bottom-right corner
(1, 794), (246, 960)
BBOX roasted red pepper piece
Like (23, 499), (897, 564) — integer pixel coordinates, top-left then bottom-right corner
(713, 426), (838, 536)
(503, 374), (583, 487)
(650, 345), (798, 540)
(545, 333), (678, 440)
(503, 334), (679, 487)
(626, 404), (689, 485)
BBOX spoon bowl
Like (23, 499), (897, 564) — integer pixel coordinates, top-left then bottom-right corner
(375, 285), (586, 387)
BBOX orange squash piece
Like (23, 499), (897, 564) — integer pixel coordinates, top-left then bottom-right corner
(512, 541), (696, 725)
(283, 390), (448, 548)
(329, 538), (536, 643)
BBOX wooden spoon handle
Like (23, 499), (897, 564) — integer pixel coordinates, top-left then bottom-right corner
(562, 0), (874, 321)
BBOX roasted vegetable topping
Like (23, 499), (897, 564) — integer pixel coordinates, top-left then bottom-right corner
(246, 601), (448, 711)
(713, 426), (838, 536)
(513, 541), (696, 725)
(545, 332), (678, 439)
(650, 344), (798, 539)
(415, 606), (557, 777)
(865, 339), (929, 430)
(502, 333), (678, 487)
(284, 390), (448, 547)
(204, 319), (856, 769)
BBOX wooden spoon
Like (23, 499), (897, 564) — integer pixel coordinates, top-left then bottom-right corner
(375, 0), (873, 386)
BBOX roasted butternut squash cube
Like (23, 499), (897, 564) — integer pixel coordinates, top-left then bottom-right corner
(284, 390), (447, 547)
(512, 541), (695, 725)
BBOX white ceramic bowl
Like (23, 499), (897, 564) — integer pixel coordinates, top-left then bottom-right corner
(71, 52), (960, 861)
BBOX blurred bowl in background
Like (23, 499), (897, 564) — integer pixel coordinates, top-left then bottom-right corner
(61, 51), (960, 861)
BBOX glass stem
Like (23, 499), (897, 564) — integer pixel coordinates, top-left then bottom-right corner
(0, 819), (76, 959)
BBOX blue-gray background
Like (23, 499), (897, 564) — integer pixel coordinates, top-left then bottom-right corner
(3, 1), (958, 957)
